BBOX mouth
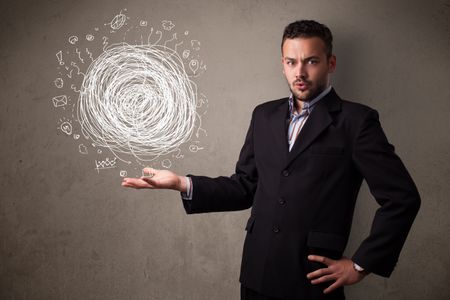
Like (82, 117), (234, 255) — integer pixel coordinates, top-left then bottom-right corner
(293, 81), (309, 91)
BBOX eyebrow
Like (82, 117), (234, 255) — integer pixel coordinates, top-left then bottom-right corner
(284, 56), (321, 62)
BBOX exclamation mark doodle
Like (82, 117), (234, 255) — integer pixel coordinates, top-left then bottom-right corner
(56, 50), (64, 65)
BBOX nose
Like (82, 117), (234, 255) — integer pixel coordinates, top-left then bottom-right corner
(295, 63), (306, 79)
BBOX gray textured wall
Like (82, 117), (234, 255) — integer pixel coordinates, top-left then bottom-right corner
(1, 0), (449, 299)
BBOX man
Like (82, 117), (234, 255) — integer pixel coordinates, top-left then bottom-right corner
(122, 20), (421, 300)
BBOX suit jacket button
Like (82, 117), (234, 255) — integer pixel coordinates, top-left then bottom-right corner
(273, 227), (280, 233)
(282, 170), (290, 177)
(279, 198), (286, 205)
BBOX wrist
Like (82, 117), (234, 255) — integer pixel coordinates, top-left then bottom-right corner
(177, 176), (188, 193)
(353, 262), (369, 276)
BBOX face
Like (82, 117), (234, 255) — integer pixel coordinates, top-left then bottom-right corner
(282, 37), (336, 102)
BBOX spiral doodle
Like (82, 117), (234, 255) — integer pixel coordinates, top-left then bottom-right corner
(77, 43), (197, 162)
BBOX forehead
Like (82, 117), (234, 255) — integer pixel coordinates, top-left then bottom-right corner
(282, 37), (327, 57)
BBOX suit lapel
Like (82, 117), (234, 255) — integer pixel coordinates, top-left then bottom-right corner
(268, 98), (290, 157)
(285, 88), (342, 168)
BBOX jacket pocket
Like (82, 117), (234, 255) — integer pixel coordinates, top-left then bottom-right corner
(245, 215), (256, 233)
(307, 231), (347, 253)
(311, 146), (344, 155)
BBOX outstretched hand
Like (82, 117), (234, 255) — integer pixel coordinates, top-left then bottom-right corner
(306, 255), (368, 294)
(121, 168), (187, 192)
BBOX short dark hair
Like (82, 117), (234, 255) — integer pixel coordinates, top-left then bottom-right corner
(281, 20), (333, 58)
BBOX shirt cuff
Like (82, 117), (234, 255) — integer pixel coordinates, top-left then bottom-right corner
(180, 176), (193, 200)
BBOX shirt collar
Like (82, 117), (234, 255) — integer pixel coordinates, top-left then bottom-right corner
(288, 85), (332, 117)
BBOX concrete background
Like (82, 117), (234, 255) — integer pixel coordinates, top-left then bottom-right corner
(0, 0), (449, 299)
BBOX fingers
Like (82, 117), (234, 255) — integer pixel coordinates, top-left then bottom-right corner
(142, 167), (158, 177)
(308, 255), (333, 266)
(121, 178), (153, 189)
(307, 267), (333, 280)
(323, 279), (343, 294)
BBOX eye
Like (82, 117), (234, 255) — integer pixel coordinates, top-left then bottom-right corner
(286, 60), (295, 66)
(308, 60), (318, 65)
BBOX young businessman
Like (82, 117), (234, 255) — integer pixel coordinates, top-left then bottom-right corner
(122, 20), (421, 300)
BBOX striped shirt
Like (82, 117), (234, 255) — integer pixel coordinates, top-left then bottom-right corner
(287, 85), (332, 151)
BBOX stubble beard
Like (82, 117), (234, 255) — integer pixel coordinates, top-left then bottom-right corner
(290, 81), (327, 103)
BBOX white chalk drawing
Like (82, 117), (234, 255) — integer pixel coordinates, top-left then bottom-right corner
(161, 159), (172, 169)
(189, 144), (204, 152)
(68, 36), (78, 44)
(119, 170), (127, 177)
(52, 12), (208, 176)
(75, 48), (84, 63)
(162, 20), (175, 31)
(106, 10), (127, 30)
(189, 59), (199, 73)
(191, 40), (200, 51)
(60, 121), (72, 135)
(85, 48), (94, 62)
(56, 50), (64, 65)
(79, 144), (88, 154)
(52, 95), (68, 107)
(95, 157), (117, 172)
(54, 78), (64, 88)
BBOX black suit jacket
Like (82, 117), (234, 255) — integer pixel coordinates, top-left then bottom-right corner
(183, 88), (420, 299)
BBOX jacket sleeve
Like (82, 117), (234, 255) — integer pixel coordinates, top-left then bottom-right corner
(351, 109), (421, 277)
(182, 109), (258, 214)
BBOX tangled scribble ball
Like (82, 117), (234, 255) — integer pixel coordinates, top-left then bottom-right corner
(77, 43), (197, 161)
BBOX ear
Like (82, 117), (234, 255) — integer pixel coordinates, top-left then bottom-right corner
(328, 55), (336, 73)
(281, 57), (285, 74)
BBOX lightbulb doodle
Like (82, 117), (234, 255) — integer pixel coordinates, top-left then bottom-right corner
(52, 10), (208, 176)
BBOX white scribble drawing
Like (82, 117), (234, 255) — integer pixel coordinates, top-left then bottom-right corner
(77, 43), (197, 162)
(70, 62), (85, 77)
(75, 48), (84, 63)
(95, 157), (117, 172)
(54, 78), (64, 88)
(162, 20), (175, 31)
(191, 40), (200, 51)
(106, 10), (127, 30)
(161, 159), (172, 169)
(182, 49), (190, 59)
(68, 36), (78, 44)
(164, 33), (177, 47)
(172, 148), (184, 159)
(197, 93), (208, 108)
(70, 84), (80, 93)
(79, 144), (88, 154)
(119, 170), (127, 177)
(189, 144), (204, 152)
(189, 59), (199, 73)
(52, 95), (68, 107)
(56, 50), (64, 65)
(60, 121), (72, 135)
(54, 14), (208, 175)
(85, 48), (94, 62)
